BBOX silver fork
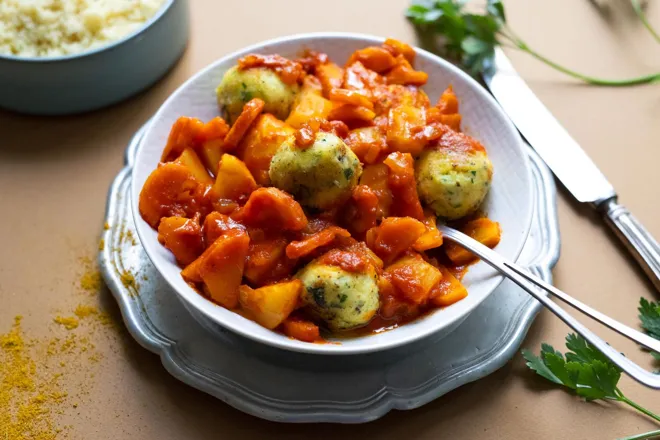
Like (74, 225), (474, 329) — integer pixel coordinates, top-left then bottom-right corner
(439, 225), (660, 389)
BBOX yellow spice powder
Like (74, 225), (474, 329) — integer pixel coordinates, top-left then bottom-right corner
(120, 271), (136, 289)
(78, 255), (103, 293)
(1, 317), (63, 440)
(53, 316), (79, 330)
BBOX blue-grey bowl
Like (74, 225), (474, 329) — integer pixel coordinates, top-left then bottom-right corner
(0, 0), (190, 115)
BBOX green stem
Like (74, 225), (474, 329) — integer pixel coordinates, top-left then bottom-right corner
(497, 28), (660, 86)
(618, 429), (660, 440)
(618, 393), (660, 423)
(631, 0), (660, 44)
(516, 40), (660, 86)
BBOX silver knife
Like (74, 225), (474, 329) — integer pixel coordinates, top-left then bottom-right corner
(483, 48), (660, 291)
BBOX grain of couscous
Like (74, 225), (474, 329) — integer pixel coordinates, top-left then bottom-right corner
(0, 0), (167, 58)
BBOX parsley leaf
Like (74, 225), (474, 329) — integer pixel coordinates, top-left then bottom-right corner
(639, 297), (660, 360)
(522, 344), (564, 385)
(639, 298), (660, 339)
(523, 335), (619, 400)
(564, 333), (612, 365)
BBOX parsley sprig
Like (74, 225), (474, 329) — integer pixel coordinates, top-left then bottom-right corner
(406, 0), (660, 86)
(523, 333), (660, 440)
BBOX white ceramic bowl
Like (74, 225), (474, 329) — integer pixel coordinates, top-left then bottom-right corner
(132, 33), (533, 355)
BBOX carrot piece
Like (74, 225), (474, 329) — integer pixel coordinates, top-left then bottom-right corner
(161, 117), (205, 162)
(342, 184), (380, 236)
(385, 253), (442, 305)
(286, 226), (351, 259)
(224, 98), (265, 150)
(345, 127), (388, 164)
(436, 85), (459, 114)
(343, 61), (383, 94)
(365, 216), (426, 263)
(244, 237), (293, 286)
(383, 152), (425, 221)
(316, 62), (344, 96)
(281, 316), (321, 342)
(138, 162), (208, 228)
(327, 103), (376, 124)
(346, 46), (397, 73)
(233, 187), (308, 231)
(202, 211), (245, 246)
(383, 38), (416, 64)
(237, 54), (305, 85)
(385, 55), (428, 86)
(157, 214), (204, 266)
(328, 88), (374, 109)
(161, 116), (229, 163)
(359, 163), (392, 218)
(444, 218), (502, 265)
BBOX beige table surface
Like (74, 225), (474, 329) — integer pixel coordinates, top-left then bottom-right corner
(2, 0), (660, 438)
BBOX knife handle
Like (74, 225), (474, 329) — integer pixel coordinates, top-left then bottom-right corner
(598, 197), (660, 292)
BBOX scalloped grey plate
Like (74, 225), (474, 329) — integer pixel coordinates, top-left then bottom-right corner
(99, 122), (559, 424)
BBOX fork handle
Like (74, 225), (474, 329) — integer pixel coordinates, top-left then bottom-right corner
(598, 197), (660, 292)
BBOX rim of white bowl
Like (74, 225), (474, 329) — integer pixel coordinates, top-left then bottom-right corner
(0, 0), (176, 63)
(131, 32), (534, 355)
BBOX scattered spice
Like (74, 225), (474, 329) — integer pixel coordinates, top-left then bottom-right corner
(53, 316), (79, 330)
(2, 306), (113, 439)
(103, 222), (110, 230)
(0, 316), (89, 440)
(73, 304), (113, 328)
(73, 305), (97, 319)
(120, 271), (136, 289)
(126, 230), (137, 246)
(78, 256), (103, 294)
(98, 238), (105, 251)
(118, 228), (138, 246)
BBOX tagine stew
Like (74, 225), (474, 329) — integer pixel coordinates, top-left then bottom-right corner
(138, 38), (501, 343)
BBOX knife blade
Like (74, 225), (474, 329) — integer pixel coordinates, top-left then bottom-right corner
(482, 48), (660, 291)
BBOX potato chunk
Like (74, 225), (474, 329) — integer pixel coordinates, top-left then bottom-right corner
(210, 154), (257, 203)
(444, 218), (501, 265)
(239, 280), (302, 329)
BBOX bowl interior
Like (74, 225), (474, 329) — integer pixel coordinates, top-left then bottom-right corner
(131, 33), (533, 355)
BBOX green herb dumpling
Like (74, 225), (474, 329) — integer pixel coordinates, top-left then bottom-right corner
(269, 132), (362, 210)
(415, 133), (493, 220)
(216, 66), (299, 123)
(296, 260), (379, 331)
